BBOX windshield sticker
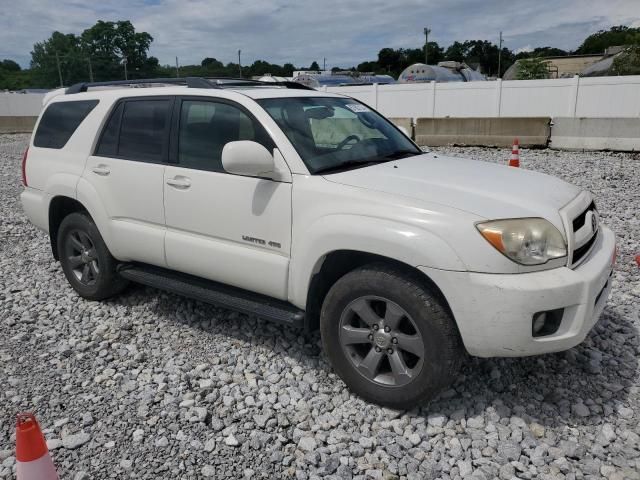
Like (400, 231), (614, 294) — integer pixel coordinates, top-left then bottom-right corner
(345, 104), (370, 113)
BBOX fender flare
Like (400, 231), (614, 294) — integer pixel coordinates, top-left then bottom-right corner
(288, 214), (465, 308)
(74, 176), (124, 259)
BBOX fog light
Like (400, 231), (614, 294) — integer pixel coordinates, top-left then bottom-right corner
(532, 308), (564, 337)
(532, 313), (546, 334)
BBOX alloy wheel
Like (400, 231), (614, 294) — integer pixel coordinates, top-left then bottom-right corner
(338, 295), (424, 386)
(64, 229), (100, 286)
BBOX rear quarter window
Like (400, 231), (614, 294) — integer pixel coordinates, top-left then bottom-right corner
(33, 100), (99, 149)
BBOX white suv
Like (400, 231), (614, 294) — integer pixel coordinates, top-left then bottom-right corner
(21, 77), (616, 408)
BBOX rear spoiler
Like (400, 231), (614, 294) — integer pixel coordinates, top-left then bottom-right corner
(42, 88), (66, 107)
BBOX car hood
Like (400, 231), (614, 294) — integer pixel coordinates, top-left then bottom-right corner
(322, 152), (581, 235)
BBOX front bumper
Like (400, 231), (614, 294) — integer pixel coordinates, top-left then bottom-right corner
(421, 225), (616, 357)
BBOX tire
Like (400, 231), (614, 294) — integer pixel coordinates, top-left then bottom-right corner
(320, 263), (463, 409)
(57, 212), (128, 301)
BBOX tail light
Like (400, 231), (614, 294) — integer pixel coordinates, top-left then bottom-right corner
(21, 147), (29, 187)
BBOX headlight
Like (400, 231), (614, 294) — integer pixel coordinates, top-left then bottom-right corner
(476, 218), (566, 265)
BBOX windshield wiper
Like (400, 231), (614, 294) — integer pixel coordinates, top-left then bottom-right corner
(314, 150), (422, 175)
(383, 150), (422, 160)
(314, 159), (392, 175)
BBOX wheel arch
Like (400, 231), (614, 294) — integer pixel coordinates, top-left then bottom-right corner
(48, 196), (89, 260)
(304, 250), (454, 332)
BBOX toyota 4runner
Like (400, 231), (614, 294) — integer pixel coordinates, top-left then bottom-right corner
(20, 77), (616, 408)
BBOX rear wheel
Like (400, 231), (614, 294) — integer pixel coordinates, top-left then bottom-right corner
(320, 263), (463, 409)
(57, 213), (128, 300)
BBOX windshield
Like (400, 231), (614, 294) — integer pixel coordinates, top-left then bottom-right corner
(256, 97), (422, 174)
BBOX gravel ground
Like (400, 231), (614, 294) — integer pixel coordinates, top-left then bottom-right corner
(0, 134), (639, 480)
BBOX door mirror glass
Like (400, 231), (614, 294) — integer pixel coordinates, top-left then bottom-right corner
(222, 141), (275, 178)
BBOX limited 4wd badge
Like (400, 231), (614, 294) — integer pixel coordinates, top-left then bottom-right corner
(242, 235), (281, 249)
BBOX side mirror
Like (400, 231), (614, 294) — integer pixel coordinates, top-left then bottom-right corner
(222, 141), (275, 178)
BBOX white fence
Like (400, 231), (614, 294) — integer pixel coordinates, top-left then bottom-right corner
(326, 75), (640, 119)
(0, 93), (45, 116)
(2, 75), (640, 120)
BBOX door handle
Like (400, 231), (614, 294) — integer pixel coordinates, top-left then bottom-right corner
(166, 176), (191, 189)
(92, 165), (110, 176)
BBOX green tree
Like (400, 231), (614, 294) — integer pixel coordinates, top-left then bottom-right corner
(357, 60), (379, 72)
(515, 57), (550, 79)
(415, 42), (444, 65)
(377, 48), (402, 73)
(1, 59), (21, 72)
(246, 60), (290, 77)
(309, 61), (320, 70)
(444, 40), (514, 76)
(515, 46), (568, 60)
(0, 60), (31, 90)
(201, 57), (223, 69)
(80, 20), (156, 80)
(576, 25), (640, 54)
(610, 33), (640, 75)
(462, 41), (501, 75)
(30, 31), (85, 87)
(444, 41), (467, 62)
(30, 20), (157, 87)
(282, 63), (295, 76)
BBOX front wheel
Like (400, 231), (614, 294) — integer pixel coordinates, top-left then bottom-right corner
(320, 263), (463, 409)
(57, 212), (128, 301)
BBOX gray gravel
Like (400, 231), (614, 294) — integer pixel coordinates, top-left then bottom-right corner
(1, 133), (639, 479)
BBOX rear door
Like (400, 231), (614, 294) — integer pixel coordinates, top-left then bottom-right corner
(85, 96), (173, 266)
(163, 96), (292, 299)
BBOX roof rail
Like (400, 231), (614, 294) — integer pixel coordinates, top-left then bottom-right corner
(65, 77), (214, 94)
(65, 76), (316, 94)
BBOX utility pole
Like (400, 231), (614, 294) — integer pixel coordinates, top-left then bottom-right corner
(175, 56), (180, 77)
(55, 51), (63, 87)
(423, 27), (431, 65)
(498, 31), (503, 78)
(323, 57), (326, 71)
(87, 57), (94, 82)
(123, 55), (128, 80)
(238, 50), (242, 77)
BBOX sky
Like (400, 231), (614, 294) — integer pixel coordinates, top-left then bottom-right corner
(0, 0), (639, 69)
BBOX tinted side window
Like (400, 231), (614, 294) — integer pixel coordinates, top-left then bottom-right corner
(178, 100), (272, 172)
(118, 99), (171, 162)
(34, 100), (99, 149)
(95, 102), (123, 157)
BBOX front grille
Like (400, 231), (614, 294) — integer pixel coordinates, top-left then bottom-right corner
(568, 199), (598, 268)
(572, 201), (596, 231)
(572, 229), (598, 265)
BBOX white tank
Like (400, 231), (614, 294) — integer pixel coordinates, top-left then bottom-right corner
(258, 75), (290, 83)
(398, 63), (486, 83)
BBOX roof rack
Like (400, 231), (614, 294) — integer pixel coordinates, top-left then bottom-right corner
(65, 77), (315, 94)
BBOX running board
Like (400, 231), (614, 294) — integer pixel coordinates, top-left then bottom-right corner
(118, 264), (305, 328)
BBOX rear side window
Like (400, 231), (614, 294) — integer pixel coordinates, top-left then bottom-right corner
(95, 103), (123, 157)
(119, 100), (171, 162)
(34, 100), (99, 149)
(95, 98), (172, 163)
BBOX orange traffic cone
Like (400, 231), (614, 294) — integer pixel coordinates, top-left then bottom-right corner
(16, 413), (59, 480)
(508, 138), (520, 167)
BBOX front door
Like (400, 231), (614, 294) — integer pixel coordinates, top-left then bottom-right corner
(163, 97), (292, 299)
